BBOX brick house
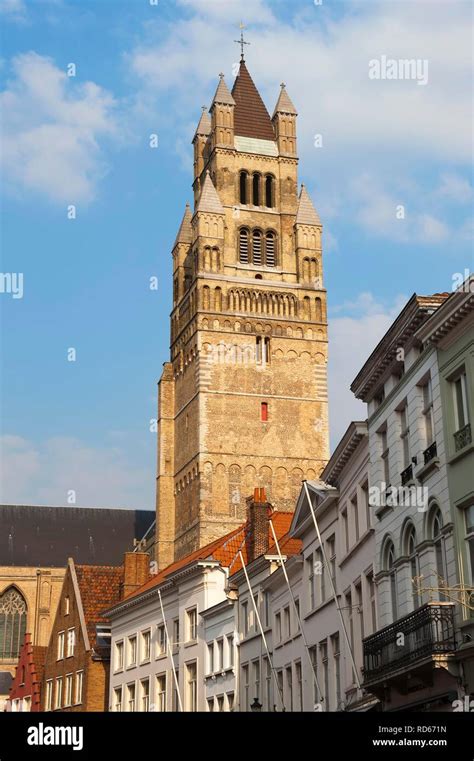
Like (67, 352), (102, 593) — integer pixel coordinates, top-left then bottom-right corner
(7, 633), (46, 711)
(41, 558), (127, 712)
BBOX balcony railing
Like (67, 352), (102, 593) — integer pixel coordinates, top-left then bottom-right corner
(363, 603), (455, 684)
(454, 423), (472, 452)
(400, 463), (413, 485)
(423, 441), (437, 464)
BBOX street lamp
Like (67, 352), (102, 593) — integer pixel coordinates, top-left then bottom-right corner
(250, 697), (262, 712)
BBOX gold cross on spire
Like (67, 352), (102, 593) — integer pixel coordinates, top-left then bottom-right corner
(234, 21), (250, 60)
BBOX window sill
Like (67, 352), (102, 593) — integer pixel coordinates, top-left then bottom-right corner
(125, 664), (137, 671)
(415, 457), (440, 482)
(113, 668), (124, 675)
(184, 639), (197, 648)
(447, 442), (474, 465)
(374, 503), (394, 520)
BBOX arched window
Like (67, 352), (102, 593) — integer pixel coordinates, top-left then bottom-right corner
(430, 505), (447, 596)
(252, 230), (263, 266)
(265, 175), (274, 208)
(0, 587), (27, 660)
(239, 171), (248, 205)
(265, 231), (276, 267)
(239, 228), (249, 264)
(252, 173), (261, 206)
(404, 524), (420, 609)
(383, 540), (398, 623)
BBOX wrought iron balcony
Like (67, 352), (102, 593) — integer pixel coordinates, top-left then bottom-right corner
(363, 603), (455, 685)
(454, 423), (472, 452)
(400, 463), (413, 485)
(423, 441), (437, 464)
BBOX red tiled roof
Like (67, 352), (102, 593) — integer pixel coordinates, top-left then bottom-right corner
(231, 60), (275, 141)
(74, 564), (123, 649)
(124, 511), (298, 602)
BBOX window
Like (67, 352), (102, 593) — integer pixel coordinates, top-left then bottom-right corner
(430, 506), (447, 595)
(0, 587), (27, 660)
(384, 540), (398, 622)
(186, 662), (197, 712)
(113, 687), (122, 712)
(264, 657), (272, 711)
(294, 598), (300, 630)
(156, 674), (166, 712)
(227, 692), (234, 712)
(252, 229), (263, 266)
(265, 175), (274, 208)
(66, 627), (75, 657)
(307, 555), (315, 610)
(57, 631), (65, 660)
(74, 671), (83, 705)
(115, 640), (124, 671)
(453, 371), (469, 432)
(239, 170), (248, 204)
(186, 608), (197, 641)
(127, 635), (137, 667)
(207, 642), (214, 674)
(316, 547), (325, 604)
(253, 659), (260, 700)
(64, 674), (73, 707)
(320, 641), (329, 711)
(242, 663), (249, 711)
(422, 378), (434, 446)
(156, 624), (166, 655)
(355, 581), (364, 640)
(173, 618), (180, 648)
(277, 670), (283, 709)
(345, 590), (354, 656)
(207, 698), (215, 712)
(366, 571), (377, 633)
(252, 172), (261, 205)
(284, 606), (290, 639)
(351, 494), (359, 543)
(256, 336), (270, 366)
(140, 678), (150, 712)
(275, 611), (282, 642)
(331, 634), (341, 709)
(54, 677), (63, 710)
(285, 666), (293, 711)
(64, 596), (70, 615)
(45, 680), (53, 711)
(261, 401), (268, 422)
(309, 646), (318, 707)
(216, 638), (224, 671)
(327, 535), (336, 583)
(405, 524), (420, 609)
(380, 429), (390, 485)
(362, 481), (370, 531)
(265, 231), (276, 266)
(465, 505), (474, 585)
(295, 661), (303, 710)
(341, 509), (349, 554)
(241, 601), (248, 637)
(141, 630), (151, 662)
(239, 227), (249, 263)
(400, 405), (410, 469)
(127, 682), (136, 712)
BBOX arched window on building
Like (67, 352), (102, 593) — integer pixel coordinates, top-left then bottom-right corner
(239, 171), (248, 205)
(265, 231), (276, 267)
(0, 587), (27, 660)
(404, 523), (420, 609)
(252, 229), (263, 266)
(252, 173), (261, 206)
(265, 175), (274, 208)
(383, 540), (398, 623)
(239, 228), (250, 264)
(429, 504), (447, 598)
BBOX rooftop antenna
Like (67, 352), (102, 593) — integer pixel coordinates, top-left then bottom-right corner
(234, 21), (250, 61)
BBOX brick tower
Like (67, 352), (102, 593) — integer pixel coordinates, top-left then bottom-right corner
(155, 56), (329, 567)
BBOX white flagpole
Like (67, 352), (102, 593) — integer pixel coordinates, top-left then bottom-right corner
(303, 481), (361, 690)
(158, 588), (184, 712)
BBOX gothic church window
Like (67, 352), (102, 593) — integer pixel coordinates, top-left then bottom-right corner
(0, 587), (27, 660)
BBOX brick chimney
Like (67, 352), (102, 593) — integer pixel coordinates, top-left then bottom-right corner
(246, 487), (271, 562)
(123, 552), (149, 598)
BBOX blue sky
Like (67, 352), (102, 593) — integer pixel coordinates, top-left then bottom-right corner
(1, 0), (472, 510)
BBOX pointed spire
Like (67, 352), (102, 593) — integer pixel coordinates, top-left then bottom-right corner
(173, 203), (193, 247)
(196, 171), (224, 214)
(273, 82), (297, 117)
(231, 59), (274, 141)
(296, 184), (321, 226)
(211, 73), (235, 107)
(194, 106), (211, 138)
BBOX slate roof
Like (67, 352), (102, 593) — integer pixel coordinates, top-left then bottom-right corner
(296, 184), (321, 226)
(231, 60), (275, 141)
(194, 107), (211, 138)
(195, 171), (224, 214)
(122, 511), (298, 604)
(173, 203), (192, 247)
(273, 84), (297, 116)
(0, 505), (153, 567)
(211, 74), (235, 106)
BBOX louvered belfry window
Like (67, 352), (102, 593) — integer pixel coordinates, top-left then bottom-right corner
(265, 231), (276, 267)
(252, 230), (263, 266)
(239, 228), (249, 263)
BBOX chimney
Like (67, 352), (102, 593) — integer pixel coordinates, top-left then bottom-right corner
(123, 552), (149, 598)
(246, 487), (271, 562)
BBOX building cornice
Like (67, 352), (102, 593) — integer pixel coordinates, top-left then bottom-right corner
(321, 421), (368, 486)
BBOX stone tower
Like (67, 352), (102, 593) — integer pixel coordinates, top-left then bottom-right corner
(155, 58), (329, 568)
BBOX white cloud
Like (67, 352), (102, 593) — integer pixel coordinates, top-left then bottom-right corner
(1, 52), (119, 203)
(0, 434), (153, 509)
(434, 173), (473, 204)
(328, 293), (406, 447)
(0, 0), (26, 21)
